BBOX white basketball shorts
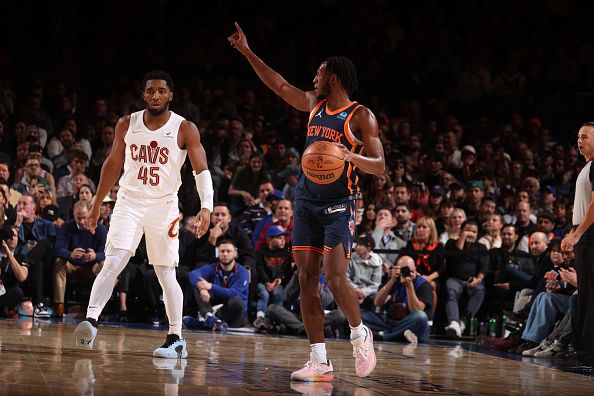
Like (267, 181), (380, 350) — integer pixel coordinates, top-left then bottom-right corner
(105, 188), (182, 267)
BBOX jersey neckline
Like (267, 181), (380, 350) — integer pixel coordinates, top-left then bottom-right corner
(324, 101), (356, 115)
(141, 110), (173, 132)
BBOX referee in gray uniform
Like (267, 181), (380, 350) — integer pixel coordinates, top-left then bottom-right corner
(562, 121), (594, 363)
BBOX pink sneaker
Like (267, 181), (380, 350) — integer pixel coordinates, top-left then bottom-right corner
(351, 326), (376, 377)
(290, 352), (334, 382)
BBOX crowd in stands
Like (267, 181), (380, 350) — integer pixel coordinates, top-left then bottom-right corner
(1, 1), (593, 358)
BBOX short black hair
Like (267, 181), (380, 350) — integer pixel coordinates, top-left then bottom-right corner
(217, 237), (236, 248)
(142, 70), (174, 92)
(462, 219), (479, 230)
(324, 56), (358, 97)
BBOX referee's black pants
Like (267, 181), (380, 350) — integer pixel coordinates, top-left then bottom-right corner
(573, 226), (594, 360)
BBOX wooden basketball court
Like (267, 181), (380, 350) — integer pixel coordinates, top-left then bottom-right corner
(0, 318), (592, 395)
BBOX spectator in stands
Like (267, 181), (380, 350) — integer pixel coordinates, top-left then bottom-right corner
(522, 267), (577, 358)
(367, 174), (391, 207)
(478, 213), (503, 250)
(57, 173), (92, 221)
(461, 180), (484, 221)
(253, 225), (293, 331)
(12, 157), (56, 197)
(238, 181), (277, 241)
(187, 238), (250, 329)
(371, 207), (406, 271)
(363, 256), (433, 343)
(393, 203), (415, 242)
(517, 211), (555, 253)
(439, 208), (466, 244)
(56, 150), (95, 198)
(0, 162), (22, 207)
(228, 152), (270, 217)
(405, 216), (444, 315)
(494, 232), (552, 317)
(75, 184), (94, 207)
(253, 199), (293, 250)
(52, 201), (107, 317)
(553, 199), (570, 238)
(347, 235), (383, 309)
(357, 203), (377, 235)
(435, 199), (454, 235)
(266, 271), (345, 337)
(14, 194), (56, 317)
(509, 254), (576, 354)
(277, 164), (299, 203)
(0, 180), (16, 226)
(513, 201), (536, 240)
(47, 127), (92, 169)
(181, 202), (255, 272)
(444, 220), (488, 338)
(490, 225), (535, 299)
(425, 185), (445, 219)
(89, 125), (115, 181)
(0, 226), (28, 317)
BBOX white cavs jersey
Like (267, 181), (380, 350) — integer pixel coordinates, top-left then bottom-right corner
(119, 110), (187, 199)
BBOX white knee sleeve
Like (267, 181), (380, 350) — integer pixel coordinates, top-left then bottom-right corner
(154, 265), (183, 337)
(87, 248), (132, 320)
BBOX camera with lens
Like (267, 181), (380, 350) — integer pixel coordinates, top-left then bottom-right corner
(400, 266), (412, 278)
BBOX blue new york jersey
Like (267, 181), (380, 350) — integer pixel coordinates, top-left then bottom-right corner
(295, 100), (365, 203)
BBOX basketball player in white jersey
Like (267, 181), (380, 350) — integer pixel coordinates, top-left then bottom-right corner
(74, 70), (213, 358)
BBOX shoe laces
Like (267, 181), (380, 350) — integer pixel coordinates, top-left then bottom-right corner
(353, 336), (370, 360)
(302, 360), (326, 371)
(161, 334), (180, 348)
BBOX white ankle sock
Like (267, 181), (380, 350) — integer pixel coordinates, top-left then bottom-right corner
(310, 343), (327, 363)
(256, 311), (265, 319)
(350, 322), (366, 340)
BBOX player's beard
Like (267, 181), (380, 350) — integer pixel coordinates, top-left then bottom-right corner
(147, 106), (167, 116)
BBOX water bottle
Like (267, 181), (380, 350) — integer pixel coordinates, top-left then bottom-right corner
(469, 317), (478, 337)
(488, 317), (497, 337)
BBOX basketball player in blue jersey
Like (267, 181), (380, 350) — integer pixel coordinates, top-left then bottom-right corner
(229, 23), (385, 381)
(74, 70), (214, 359)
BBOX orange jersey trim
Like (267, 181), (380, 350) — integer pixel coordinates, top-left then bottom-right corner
(346, 143), (359, 194)
(343, 104), (363, 146)
(292, 246), (325, 255)
(308, 100), (327, 123)
(325, 101), (356, 116)
(323, 245), (351, 259)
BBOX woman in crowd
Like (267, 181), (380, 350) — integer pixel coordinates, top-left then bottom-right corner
(439, 208), (467, 244)
(478, 213), (503, 250)
(405, 216), (444, 316)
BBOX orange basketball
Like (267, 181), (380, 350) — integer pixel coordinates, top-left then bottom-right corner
(301, 141), (345, 184)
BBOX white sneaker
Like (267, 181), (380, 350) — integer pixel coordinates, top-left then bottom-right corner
(445, 321), (462, 338)
(459, 321), (466, 335)
(522, 339), (551, 357)
(153, 334), (188, 359)
(534, 340), (566, 358)
(403, 329), (418, 344)
(74, 321), (98, 349)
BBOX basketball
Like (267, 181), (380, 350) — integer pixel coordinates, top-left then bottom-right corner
(301, 141), (345, 184)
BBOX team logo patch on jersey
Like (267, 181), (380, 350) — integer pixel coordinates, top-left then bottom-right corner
(167, 214), (182, 239)
(315, 109), (323, 118)
(163, 130), (174, 138)
(336, 111), (348, 120)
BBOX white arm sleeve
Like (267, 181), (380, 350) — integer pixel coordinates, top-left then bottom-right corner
(193, 170), (214, 212)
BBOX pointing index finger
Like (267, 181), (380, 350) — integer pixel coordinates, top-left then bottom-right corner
(235, 22), (243, 35)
